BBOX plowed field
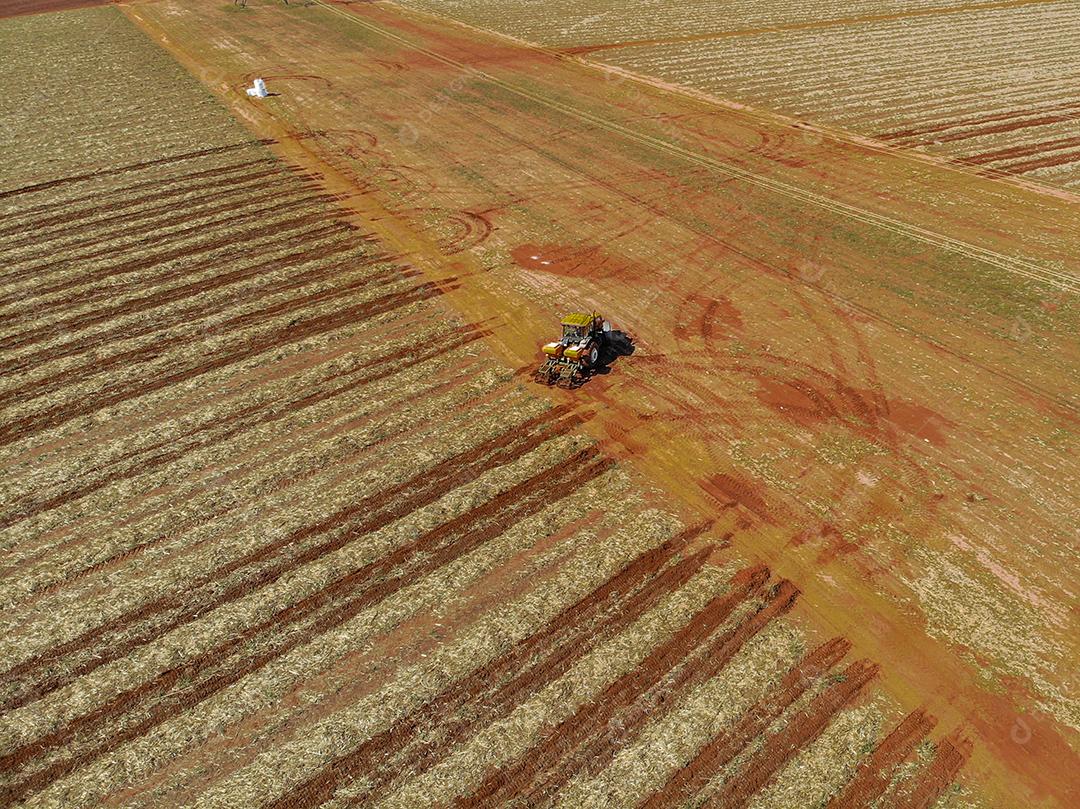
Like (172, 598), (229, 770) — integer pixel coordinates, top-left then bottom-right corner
(1, 1), (1076, 807)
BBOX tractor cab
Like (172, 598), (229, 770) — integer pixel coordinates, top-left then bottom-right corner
(560, 312), (594, 343)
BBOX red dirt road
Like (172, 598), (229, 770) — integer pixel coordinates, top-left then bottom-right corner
(127, 1), (1079, 805)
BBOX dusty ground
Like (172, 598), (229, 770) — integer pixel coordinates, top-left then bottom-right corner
(0, 0), (1076, 806)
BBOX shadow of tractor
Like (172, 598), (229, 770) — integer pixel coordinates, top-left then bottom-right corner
(592, 330), (635, 376)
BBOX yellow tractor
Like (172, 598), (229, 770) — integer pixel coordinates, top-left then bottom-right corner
(534, 312), (612, 388)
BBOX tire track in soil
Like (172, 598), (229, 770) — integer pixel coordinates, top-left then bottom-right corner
(0, 157), (279, 241)
(402, 207), (494, 256)
(0, 141), (274, 202)
(705, 659), (880, 809)
(0, 191), (333, 297)
(0, 166), (288, 252)
(270, 523), (714, 809)
(893, 733), (973, 809)
(0, 208), (339, 311)
(456, 565), (773, 807)
(5, 220), (356, 322)
(306, 128), (380, 159)
(0, 279), (447, 446)
(335, 1), (1073, 289)
(0, 326), (487, 557)
(0, 258), (407, 409)
(0, 450), (615, 805)
(826, 709), (938, 809)
(0, 237), (365, 359)
(443, 210), (494, 255)
(0, 405), (582, 710)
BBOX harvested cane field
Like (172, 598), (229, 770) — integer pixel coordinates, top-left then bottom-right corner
(2, 0), (1078, 807)
(398, 0), (1080, 190)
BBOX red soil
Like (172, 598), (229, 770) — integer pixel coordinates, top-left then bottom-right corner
(641, 637), (853, 809)
(884, 399), (951, 447)
(708, 660), (880, 808)
(826, 709), (938, 808)
(702, 472), (778, 525)
(754, 378), (833, 427)
(511, 242), (645, 283)
(458, 566), (773, 806)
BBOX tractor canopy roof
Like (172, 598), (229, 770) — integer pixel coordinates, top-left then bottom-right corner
(560, 312), (594, 327)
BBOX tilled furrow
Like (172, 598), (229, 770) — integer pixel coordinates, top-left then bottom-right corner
(0, 405), (581, 710)
(639, 637), (853, 809)
(3, 177), (323, 272)
(570, 578), (802, 788)
(0, 141), (274, 203)
(1, 342), (493, 605)
(0, 156), (278, 237)
(270, 524), (713, 809)
(5, 219), (356, 323)
(825, 709), (937, 809)
(0, 260), (407, 410)
(892, 733), (973, 809)
(0, 165), (289, 255)
(0, 447), (610, 806)
(0, 236), (366, 360)
(704, 660), (880, 809)
(457, 565), (772, 806)
(0, 190), (333, 301)
(0, 279), (445, 446)
(0, 305), (471, 540)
